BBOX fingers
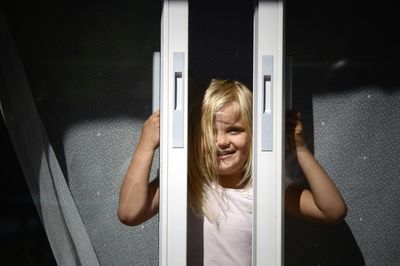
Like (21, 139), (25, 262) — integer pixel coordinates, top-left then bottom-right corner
(146, 110), (160, 125)
(147, 110), (160, 122)
(285, 110), (305, 151)
(286, 116), (298, 127)
(286, 111), (301, 121)
(140, 110), (161, 150)
(152, 109), (160, 117)
(286, 111), (303, 128)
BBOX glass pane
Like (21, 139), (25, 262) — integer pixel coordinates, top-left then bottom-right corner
(3, 1), (161, 265)
(188, 0), (253, 264)
(189, 0), (253, 87)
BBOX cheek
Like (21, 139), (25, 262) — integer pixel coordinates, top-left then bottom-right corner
(234, 135), (250, 154)
(242, 141), (250, 157)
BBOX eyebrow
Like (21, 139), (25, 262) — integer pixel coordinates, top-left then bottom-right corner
(226, 125), (245, 131)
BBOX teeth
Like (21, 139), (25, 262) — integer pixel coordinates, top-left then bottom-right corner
(218, 151), (233, 155)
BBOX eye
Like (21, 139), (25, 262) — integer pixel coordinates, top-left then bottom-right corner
(227, 126), (244, 135)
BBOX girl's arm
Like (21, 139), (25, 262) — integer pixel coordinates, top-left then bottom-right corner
(285, 112), (347, 224)
(118, 110), (160, 226)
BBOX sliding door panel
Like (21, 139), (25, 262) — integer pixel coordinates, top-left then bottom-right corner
(253, 1), (285, 265)
(160, 1), (188, 265)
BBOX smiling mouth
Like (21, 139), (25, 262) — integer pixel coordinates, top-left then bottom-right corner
(217, 150), (235, 158)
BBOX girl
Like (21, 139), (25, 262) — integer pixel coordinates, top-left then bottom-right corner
(118, 79), (347, 265)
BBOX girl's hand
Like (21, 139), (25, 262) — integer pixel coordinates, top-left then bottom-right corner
(139, 110), (160, 151)
(286, 111), (305, 151)
(285, 111), (347, 223)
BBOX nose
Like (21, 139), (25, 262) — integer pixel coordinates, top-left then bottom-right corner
(216, 132), (230, 149)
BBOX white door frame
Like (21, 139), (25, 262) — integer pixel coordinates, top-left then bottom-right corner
(253, 0), (285, 265)
(159, 0), (188, 265)
(159, 1), (285, 265)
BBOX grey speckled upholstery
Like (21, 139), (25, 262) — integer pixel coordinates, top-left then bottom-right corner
(313, 89), (400, 266)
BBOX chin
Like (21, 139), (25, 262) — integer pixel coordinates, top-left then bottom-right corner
(217, 167), (239, 176)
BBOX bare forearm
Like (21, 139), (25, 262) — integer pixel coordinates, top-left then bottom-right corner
(296, 147), (347, 221)
(118, 143), (155, 224)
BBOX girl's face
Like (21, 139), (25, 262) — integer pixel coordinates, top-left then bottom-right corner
(214, 103), (250, 185)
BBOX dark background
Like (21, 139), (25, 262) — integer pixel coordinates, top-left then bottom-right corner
(0, 116), (56, 265)
(2, 0), (400, 265)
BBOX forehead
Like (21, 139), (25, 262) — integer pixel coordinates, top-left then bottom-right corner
(215, 103), (242, 125)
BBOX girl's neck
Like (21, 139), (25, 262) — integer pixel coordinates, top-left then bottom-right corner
(218, 173), (245, 189)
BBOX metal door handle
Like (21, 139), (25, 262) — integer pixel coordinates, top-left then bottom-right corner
(261, 55), (273, 151)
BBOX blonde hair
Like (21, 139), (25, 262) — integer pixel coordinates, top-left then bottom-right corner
(188, 79), (253, 223)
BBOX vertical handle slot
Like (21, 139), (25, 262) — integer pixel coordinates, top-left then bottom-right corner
(172, 52), (184, 148)
(175, 72), (183, 110)
(264, 75), (272, 114)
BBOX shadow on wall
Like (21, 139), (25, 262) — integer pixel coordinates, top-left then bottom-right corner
(285, 215), (365, 266)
